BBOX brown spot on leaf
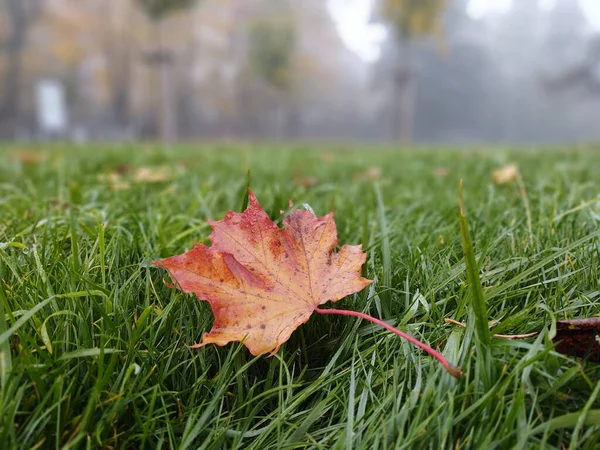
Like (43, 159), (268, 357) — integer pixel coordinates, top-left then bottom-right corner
(269, 239), (284, 258)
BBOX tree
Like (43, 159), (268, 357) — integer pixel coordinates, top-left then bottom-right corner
(105, 1), (137, 128)
(136, 0), (198, 141)
(375, 0), (445, 142)
(137, 0), (196, 21)
(0, 0), (45, 135)
(410, 0), (499, 143)
(542, 0), (597, 96)
(249, 19), (294, 92)
(546, 38), (600, 96)
(248, 9), (296, 137)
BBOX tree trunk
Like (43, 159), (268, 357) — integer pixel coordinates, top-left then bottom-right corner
(230, 1), (247, 139)
(112, 77), (130, 126)
(159, 61), (176, 141)
(109, 44), (132, 126)
(391, 38), (416, 144)
(396, 70), (416, 143)
(0, 46), (23, 125)
(284, 102), (300, 139)
(273, 95), (285, 139)
(108, 1), (132, 126)
(0, 3), (26, 131)
(0, 0), (43, 135)
(157, 21), (176, 142)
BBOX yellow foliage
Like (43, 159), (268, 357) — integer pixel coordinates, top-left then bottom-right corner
(381, 0), (445, 38)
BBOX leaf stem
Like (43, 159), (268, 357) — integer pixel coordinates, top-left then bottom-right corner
(315, 308), (461, 378)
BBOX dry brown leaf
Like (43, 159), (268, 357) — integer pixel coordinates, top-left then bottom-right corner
(319, 152), (335, 163)
(553, 318), (600, 362)
(97, 172), (131, 191)
(492, 163), (519, 185)
(354, 166), (383, 181)
(134, 167), (171, 183)
(293, 176), (319, 187)
(433, 167), (449, 177)
(11, 150), (47, 165)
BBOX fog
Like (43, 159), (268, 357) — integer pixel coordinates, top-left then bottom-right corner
(1, 0), (599, 144)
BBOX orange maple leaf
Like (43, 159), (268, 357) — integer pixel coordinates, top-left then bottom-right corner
(155, 191), (371, 355)
(155, 190), (461, 378)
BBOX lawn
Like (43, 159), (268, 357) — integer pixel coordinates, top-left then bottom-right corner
(1, 143), (600, 449)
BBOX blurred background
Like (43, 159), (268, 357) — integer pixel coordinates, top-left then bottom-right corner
(1, 0), (600, 144)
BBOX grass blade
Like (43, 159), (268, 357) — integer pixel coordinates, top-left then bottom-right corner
(0, 296), (56, 347)
(0, 285), (12, 387)
(458, 181), (491, 348)
(58, 348), (123, 360)
(374, 183), (392, 316)
(527, 410), (600, 437)
(239, 169), (251, 212)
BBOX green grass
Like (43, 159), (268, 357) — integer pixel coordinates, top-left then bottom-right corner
(1, 143), (600, 449)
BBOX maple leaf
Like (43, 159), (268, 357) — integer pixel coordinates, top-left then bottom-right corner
(155, 190), (371, 355)
(155, 190), (461, 378)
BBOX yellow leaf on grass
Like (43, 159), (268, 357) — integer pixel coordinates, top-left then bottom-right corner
(492, 163), (519, 185)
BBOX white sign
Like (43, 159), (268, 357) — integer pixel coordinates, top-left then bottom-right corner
(36, 80), (68, 133)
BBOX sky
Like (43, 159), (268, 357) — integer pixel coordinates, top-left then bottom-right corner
(327, 0), (386, 63)
(329, 0), (600, 62)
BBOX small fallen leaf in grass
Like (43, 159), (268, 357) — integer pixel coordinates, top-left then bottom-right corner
(97, 173), (131, 191)
(433, 167), (449, 177)
(48, 199), (69, 211)
(293, 176), (318, 187)
(319, 152), (335, 163)
(553, 318), (600, 363)
(447, 315), (600, 363)
(115, 163), (132, 175)
(134, 167), (171, 183)
(354, 166), (383, 181)
(155, 190), (461, 377)
(366, 166), (382, 180)
(99, 165), (176, 189)
(492, 163), (519, 185)
(11, 150), (47, 165)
